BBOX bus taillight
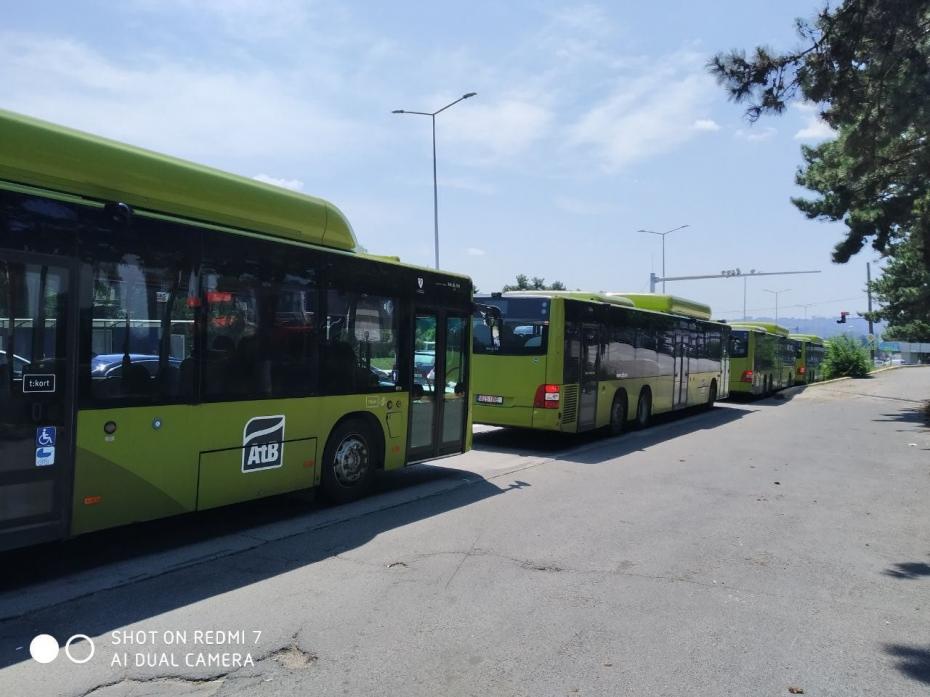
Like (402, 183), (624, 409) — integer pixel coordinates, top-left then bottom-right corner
(534, 384), (560, 409)
(798, 366), (806, 375)
(740, 370), (754, 383)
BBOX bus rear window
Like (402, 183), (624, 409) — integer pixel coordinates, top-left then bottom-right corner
(473, 298), (550, 355)
(729, 330), (749, 358)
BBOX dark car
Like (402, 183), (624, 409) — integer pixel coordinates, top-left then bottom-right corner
(91, 353), (183, 397)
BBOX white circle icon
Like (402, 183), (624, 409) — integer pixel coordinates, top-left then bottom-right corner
(29, 634), (60, 664)
(65, 634), (95, 664)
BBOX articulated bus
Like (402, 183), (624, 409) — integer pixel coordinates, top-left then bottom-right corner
(0, 109), (476, 551)
(727, 322), (795, 396)
(471, 291), (730, 434)
(790, 334), (826, 384)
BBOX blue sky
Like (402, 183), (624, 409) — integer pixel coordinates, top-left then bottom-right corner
(2, 0), (876, 321)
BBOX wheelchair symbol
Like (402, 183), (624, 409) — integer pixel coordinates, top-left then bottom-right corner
(36, 427), (56, 447)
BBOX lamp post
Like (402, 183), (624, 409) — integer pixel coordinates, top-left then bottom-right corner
(637, 225), (689, 293)
(392, 92), (477, 269)
(763, 288), (791, 322)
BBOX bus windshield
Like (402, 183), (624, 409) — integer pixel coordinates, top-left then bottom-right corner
(473, 297), (550, 355)
(729, 330), (749, 358)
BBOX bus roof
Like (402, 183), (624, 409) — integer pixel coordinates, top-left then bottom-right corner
(0, 108), (358, 252)
(605, 293), (711, 320)
(731, 321), (790, 337)
(497, 290), (636, 307)
(789, 333), (825, 345)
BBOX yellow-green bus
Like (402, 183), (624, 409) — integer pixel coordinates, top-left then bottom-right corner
(727, 322), (795, 396)
(789, 334), (826, 384)
(0, 109), (476, 551)
(471, 291), (730, 434)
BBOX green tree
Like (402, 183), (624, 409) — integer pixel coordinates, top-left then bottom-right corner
(709, 0), (930, 267)
(502, 274), (566, 292)
(868, 236), (930, 340)
(823, 335), (871, 378)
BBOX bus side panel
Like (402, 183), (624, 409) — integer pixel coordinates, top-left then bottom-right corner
(71, 393), (409, 534)
(72, 405), (199, 535)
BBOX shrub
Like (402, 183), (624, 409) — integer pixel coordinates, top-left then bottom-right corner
(822, 335), (871, 378)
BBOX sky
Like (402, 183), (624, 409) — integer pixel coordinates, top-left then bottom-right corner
(1, 0), (879, 322)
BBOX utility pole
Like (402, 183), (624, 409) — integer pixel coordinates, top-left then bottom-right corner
(866, 262), (875, 361)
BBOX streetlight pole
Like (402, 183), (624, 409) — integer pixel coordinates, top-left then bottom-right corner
(393, 92), (477, 270)
(637, 225), (689, 293)
(763, 288), (791, 322)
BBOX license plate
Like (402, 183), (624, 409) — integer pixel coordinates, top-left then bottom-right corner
(476, 394), (503, 404)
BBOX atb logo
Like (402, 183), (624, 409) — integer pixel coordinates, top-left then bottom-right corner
(417, 277), (424, 290)
(242, 415), (285, 472)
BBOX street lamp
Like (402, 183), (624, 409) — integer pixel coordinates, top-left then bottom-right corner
(763, 288), (791, 322)
(392, 92), (477, 269)
(637, 225), (689, 293)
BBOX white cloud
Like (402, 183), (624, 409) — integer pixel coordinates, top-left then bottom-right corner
(0, 33), (365, 165)
(793, 103), (835, 141)
(129, 0), (315, 41)
(253, 174), (305, 191)
(466, 247), (487, 256)
(438, 96), (553, 165)
(439, 177), (495, 195)
(566, 52), (719, 171)
(735, 127), (777, 142)
(692, 119), (721, 132)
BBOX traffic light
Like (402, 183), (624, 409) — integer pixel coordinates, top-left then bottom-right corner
(837, 311), (849, 324)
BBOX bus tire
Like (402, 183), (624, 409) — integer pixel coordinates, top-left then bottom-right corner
(321, 417), (376, 504)
(635, 389), (652, 429)
(608, 391), (627, 436)
(705, 380), (717, 410)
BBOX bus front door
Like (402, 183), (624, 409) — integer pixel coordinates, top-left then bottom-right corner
(407, 310), (469, 461)
(577, 322), (599, 430)
(0, 254), (76, 550)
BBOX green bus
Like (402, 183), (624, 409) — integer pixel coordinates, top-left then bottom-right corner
(471, 291), (730, 434)
(789, 334), (826, 384)
(727, 322), (795, 396)
(0, 109), (476, 551)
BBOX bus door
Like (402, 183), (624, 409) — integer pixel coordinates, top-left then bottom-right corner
(407, 310), (469, 461)
(673, 329), (689, 408)
(577, 322), (600, 430)
(0, 253), (76, 550)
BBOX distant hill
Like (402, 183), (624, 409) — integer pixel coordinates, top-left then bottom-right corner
(726, 316), (884, 340)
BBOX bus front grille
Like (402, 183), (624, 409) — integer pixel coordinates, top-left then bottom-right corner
(561, 384), (579, 424)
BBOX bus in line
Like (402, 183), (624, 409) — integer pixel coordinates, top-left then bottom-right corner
(471, 291), (730, 434)
(0, 109), (478, 551)
(789, 334), (826, 384)
(727, 322), (795, 396)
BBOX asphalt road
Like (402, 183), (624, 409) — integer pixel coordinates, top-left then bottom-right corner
(1, 367), (928, 696)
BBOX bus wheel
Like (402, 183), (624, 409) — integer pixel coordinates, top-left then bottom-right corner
(609, 393), (627, 436)
(321, 418), (375, 503)
(705, 380), (717, 410)
(635, 390), (652, 429)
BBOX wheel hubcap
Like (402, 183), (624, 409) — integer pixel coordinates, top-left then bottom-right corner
(333, 435), (369, 486)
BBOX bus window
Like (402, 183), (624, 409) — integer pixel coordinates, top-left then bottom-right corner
(324, 290), (399, 395)
(87, 217), (196, 404)
(729, 331), (749, 358)
(472, 297), (549, 355)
